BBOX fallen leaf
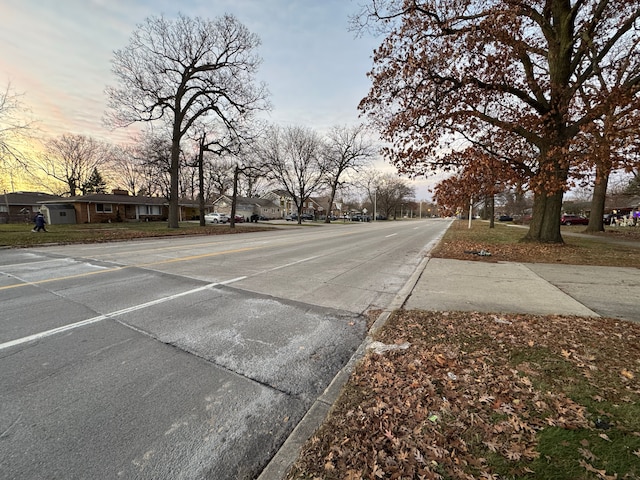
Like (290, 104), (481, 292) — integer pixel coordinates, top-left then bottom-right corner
(598, 433), (612, 442)
(620, 369), (634, 380)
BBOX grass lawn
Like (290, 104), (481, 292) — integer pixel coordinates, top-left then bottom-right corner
(431, 220), (640, 268)
(0, 221), (275, 247)
(285, 220), (640, 480)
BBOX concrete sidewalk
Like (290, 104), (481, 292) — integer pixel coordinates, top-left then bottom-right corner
(405, 257), (640, 323)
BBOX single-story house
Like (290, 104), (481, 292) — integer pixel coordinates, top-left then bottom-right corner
(212, 195), (281, 220)
(39, 189), (169, 223)
(0, 191), (66, 224)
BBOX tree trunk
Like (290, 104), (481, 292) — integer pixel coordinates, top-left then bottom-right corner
(230, 166), (239, 229)
(523, 189), (564, 243)
(325, 182), (338, 224)
(198, 141), (205, 227)
(488, 194), (495, 229)
(168, 136), (180, 229)
(585, 166), (609, 233)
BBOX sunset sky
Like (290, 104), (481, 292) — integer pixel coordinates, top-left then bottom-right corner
(0, 0), (434, 199)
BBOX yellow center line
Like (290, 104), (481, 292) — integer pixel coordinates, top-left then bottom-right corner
(137, 246), (261, 266)
(0, 246), (262, 291)
(1, 228), (365, 292)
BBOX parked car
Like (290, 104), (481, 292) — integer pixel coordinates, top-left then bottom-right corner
(204, 212), (228, 224)
(285, 214), (297, 221)
(560, 214), (589, 225)
(232, 215), (245, 223)
(603, 213), (626, 225)
(498, 215), (513, 222)
(250, 213), (269, 222)
(301, 213), (314, 221)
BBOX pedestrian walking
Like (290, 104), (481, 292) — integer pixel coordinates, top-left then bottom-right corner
(33, 212), (47, 232)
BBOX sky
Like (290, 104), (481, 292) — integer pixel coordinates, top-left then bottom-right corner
(0, 0), (434, 200)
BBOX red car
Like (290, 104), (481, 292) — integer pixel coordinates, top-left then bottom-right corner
(560, 214), (589, 225)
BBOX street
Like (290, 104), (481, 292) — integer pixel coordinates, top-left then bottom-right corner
(0, 219), (449, 479)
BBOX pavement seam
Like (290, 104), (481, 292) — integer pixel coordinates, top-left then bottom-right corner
(520, 263), (601, 317)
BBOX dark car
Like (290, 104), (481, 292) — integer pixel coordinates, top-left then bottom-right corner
(233, 215), (245, 223)
(603, 213), (625, 225)
(498, 215), (513, 222)
(560, 214), (589, 225)
(301, 213), (314, 221)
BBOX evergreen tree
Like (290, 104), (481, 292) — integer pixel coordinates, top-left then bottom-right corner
(82, 168), (107, 194)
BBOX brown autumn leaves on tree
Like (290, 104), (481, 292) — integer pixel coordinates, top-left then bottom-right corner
(356, 0), (640, 243)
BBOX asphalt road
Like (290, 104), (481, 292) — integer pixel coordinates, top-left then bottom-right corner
(0, 219), (449, 479)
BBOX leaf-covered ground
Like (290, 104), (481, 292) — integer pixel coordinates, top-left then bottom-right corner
(286, 312), (640, 479)
(429, 222), (640, 268)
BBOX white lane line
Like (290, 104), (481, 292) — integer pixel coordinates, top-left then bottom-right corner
(0, 276), (246, 351)
(266, 255), (320, 272)
(385, 233), (398, 238)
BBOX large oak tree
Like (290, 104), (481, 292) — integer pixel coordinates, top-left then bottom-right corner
(356, 0), (640, 242)
(106, 13), (269, 228)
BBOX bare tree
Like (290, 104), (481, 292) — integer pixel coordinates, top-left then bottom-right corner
(234, 150), (271, 198)
(110, 143), (147, 196)
(106, 13), (270, 228)
(33, 134), (110, 196)
(0, 82), (35, 192)
(260, 125), (327, 224)
(376, 174), (415, 220)
(323, 124), (375, 223)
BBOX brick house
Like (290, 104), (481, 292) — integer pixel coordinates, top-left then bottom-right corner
(39, 190), (169, 223)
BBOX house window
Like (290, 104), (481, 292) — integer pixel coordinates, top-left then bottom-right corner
(96, 203), (112, 213)
(137, 205), (161, 215)
(59, 212), (66, 217)
(0, 205), (7, 213)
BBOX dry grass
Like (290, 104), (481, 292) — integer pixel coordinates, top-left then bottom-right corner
(431, 221), (640, 268)
(0, 221), (275, 247)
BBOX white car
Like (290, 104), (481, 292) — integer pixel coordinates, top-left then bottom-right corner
(204, 212), (228, 224)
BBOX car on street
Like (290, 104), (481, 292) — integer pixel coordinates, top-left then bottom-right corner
(232, 215), (245, 223)
(560, 214), (589, 225)
(204, 212), (228, 224)
(250, 214), (269, 222)
(498, 215), (513, 222)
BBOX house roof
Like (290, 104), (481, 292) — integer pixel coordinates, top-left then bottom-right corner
(39, 193), (167, 206)
(43, 204), (75, 211)
(2, 191), (65, 205)
(214, 195), (279, 210)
